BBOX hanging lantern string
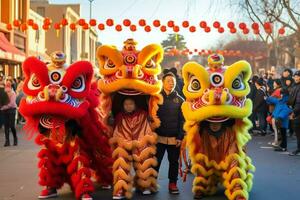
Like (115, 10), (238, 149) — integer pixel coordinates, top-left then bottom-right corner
(5, 18), (286, 36)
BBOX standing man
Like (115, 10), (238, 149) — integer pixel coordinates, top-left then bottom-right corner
(288, 71), (300, 156)
(155, 70), (184, 194)
(253, 78), (268, 136)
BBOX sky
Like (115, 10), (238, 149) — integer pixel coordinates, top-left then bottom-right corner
(49, 0), (256, 50)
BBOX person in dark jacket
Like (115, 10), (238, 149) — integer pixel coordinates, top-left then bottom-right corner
(155, 71), (184, 194)
(281, 68), (293, 88)
(288, 70), (300, 156)
(253, 78), (268, 136)
(248, 75), (259, 133)
(285, 76), (295, 136)
(0, 81), (9, 129)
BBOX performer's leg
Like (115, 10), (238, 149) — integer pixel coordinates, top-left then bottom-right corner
(222, 158), (253, 200)
(112, 149), (133, 199)
(133, 141), (158, 193)
(191, 159), (218, 199)
(67, 149), (94, 200)
(37, 148), (65, 199)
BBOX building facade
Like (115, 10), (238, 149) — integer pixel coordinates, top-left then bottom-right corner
(0, 0), (28, 78)
(31, 0), (98, 66)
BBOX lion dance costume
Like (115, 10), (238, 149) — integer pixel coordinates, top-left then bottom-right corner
(19, 52), (113, 200)
(181, 54), (255, 200)
(96, 39), (163, 198)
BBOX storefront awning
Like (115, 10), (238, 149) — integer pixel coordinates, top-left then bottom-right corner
(0, 32), (25, 62)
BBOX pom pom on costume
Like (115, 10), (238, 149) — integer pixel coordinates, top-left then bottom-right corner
(181, 54), (255, 200)
(19, 52), (113, 200)
(96, 39), (163, 198)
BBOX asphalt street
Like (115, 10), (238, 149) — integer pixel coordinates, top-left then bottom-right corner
(0, 126), (300, 200)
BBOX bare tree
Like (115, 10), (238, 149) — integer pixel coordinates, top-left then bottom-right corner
(233, 0), (300, 68)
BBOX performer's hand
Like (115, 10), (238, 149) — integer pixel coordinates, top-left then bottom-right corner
(176, 139), (182, 147)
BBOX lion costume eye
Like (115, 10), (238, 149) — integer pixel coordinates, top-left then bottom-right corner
(28, 74), (41, 90)
(104, 59), (116, 69)
(188, 76), (201, 92)
(145, 59), (156, 68)
(71, 75), (85, 92)
(232, 75), (245, 90)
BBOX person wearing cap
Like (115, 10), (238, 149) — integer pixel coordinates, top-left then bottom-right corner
(253, 77), (268, 136)
(1, 81), (17, 146)
(155, 71), (184, 194)
(288, 70), (300, 156)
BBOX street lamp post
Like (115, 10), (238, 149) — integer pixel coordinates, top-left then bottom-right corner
(88, 0), (94, 20)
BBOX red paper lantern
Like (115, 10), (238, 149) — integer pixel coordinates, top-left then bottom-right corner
(251, 22), (259, 30)
(253, 29), (260, 35)
(106, 19), (114, 26)
(263, 22), (271, 30)
(243, 28), (249, 34)
(189, 26), (196, 32)
(144, 25), (151, 32)
(83, 23), (89, 30)
(204, 27), (211, 33)
(230, 28), (237, 33)
(42, 24), (49, 31)
(239, 22), (246, 30)
(89, 19), (97, 26)
(218, 27), (224, 33)
(54, 23), (61, 30)
(13, 20), (20, 27)
(115, 24), (122, 31)
(265, 28), (272, 34)
(153, 20), (160, 27)
(123, 19), (131, 27)
(61, 18), (68, 26)
(32, 23), (39, 30)
(27, 19), (34, 26)
(6, 24), (12, 31)
(20, 23), (28, 31)
(130, 24), (137, 32)
(78, 19), (85, 26)
(213, 21), (220, 28)
(97, 23), (105, 30)
(227, 22), (235, 29)
(70, 23), (76, 31)
(199, 21), (207, 28)
(160, 25), (167, 32)
(167, 20), (174, 28)
(138, 19), (146, 26)
(43, 18), (52, 25)
(182, 21), (189, 28)
(278, 27), (285, 35)
(173, 25), (180, 32)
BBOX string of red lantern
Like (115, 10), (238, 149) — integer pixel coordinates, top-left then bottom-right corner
(164, 48), (267, 58)
(5, 18), (286, 36)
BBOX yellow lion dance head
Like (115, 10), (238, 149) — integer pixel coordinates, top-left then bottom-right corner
(96, 38), (164, 128)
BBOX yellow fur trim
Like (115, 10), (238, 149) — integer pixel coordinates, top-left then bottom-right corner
(134, 158), (158, 171)
(136, 168), (158, 179)
(133, 146), (156, 162)
(111, 135), (157, 150)
(113, 157), (131, 172)
(96, 45), (123, 75)
(113, 180), (133, 198)
(182, 62), (210, 100)
(136, 177), (157, 189)
(149, 94), (163, 129)
(182, 99), (252, 123)
(137, 44), (163, 76)
(224, 60), (252, 97)
(112, 147), (132, 161)
(113, 168), (132, 183)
